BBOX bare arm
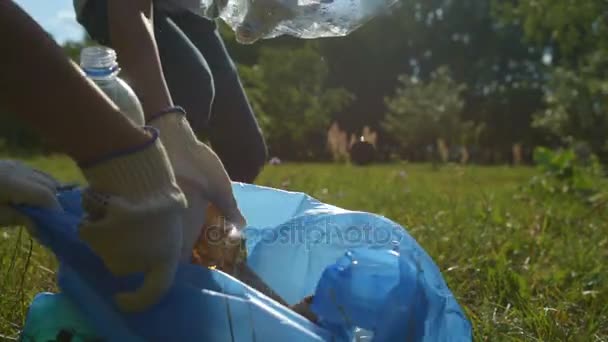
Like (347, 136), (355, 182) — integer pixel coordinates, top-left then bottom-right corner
(107, 0), (174, 118)
(0, 1), (151, 165)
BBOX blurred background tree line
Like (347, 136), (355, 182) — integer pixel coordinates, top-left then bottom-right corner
(1, 0), (606, 165)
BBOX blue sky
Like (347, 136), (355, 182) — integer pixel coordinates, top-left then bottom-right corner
(14, 0), (84, 44)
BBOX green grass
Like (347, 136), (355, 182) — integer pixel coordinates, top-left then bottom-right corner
(1, 156), (607, 341)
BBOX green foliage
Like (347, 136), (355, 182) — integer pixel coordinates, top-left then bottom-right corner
(527, 145), (605, 198)
(493, 0), (608, 162)
(493, 0), (608, 61)
(318, 0), (546, 160)
(239, 44), (353, 160)
(531, 54), (608, 160)
(381, 66), (479, 152)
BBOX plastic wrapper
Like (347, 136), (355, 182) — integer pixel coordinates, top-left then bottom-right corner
(194, 0), (401, 44)
(16, 183), (472, 341)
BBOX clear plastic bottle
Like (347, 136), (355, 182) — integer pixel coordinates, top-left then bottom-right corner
(79, 46), (145, 126)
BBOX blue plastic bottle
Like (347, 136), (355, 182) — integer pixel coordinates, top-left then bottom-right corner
(310, 247), (402, 341)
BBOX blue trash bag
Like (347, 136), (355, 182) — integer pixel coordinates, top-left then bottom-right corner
(15, 183), (472, 341)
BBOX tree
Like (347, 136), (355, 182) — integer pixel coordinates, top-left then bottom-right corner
(494, 0), (608, 161)
(239, 43), (353, 160)
(317, 0), (547, 161)
(531, 56), (608, 159)
(381, 66), (476, 160)
(217, 0), (551, 162)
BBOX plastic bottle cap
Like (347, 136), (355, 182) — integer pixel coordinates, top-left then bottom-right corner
(80, 46), (119, 77)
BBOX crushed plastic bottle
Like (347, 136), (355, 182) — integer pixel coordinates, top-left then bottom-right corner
(309, 248), (402, 340)
(80, 46), (145, 125)
(194, 0), (401, 44)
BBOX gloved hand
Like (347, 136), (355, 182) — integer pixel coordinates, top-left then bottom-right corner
(147, 107), (247, 259)
(0, 160), (62, 236)
(77, 127), (188, 313)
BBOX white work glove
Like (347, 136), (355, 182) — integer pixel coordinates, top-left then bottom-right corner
(0, 160), (62, 236)
(77, 127), (188, 313)
(147, 107), (246, 260)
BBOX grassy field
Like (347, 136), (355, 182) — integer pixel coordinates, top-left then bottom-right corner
(1, 155), (607, 341)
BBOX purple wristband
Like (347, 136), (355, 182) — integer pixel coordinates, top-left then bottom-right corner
(147, 106), (187, 124)
(78, 126), (160, 169)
